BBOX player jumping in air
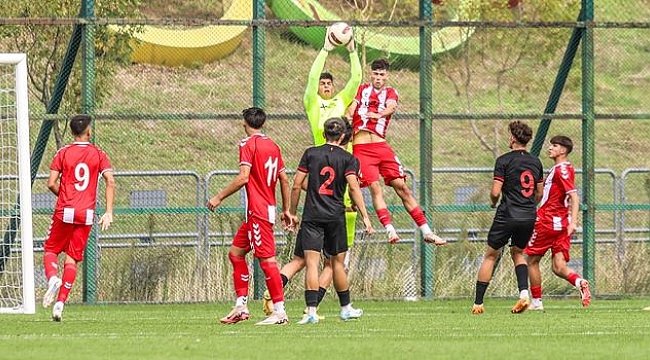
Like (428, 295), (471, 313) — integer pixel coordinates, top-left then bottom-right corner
(345, 58), (445, 246)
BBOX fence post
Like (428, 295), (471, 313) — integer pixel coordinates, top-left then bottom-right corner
(581, 0), (596, 287)
(419, 0), (435, 298)
(81, 0), (98, 304)
(252, 0), (266, 300)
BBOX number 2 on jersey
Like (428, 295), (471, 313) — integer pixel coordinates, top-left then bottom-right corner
(520, 170), (534, 197)
(318, 166), (335, 196)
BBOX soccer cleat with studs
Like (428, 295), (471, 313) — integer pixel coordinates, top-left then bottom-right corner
(297, 313), (319, 325)
(52, 301), (64, 322)
(255, 311), (289, 326)
(262, 290), (273, 316)
(471, 304), (484, 314)
(423, 232), (447, 246)
(579, 280), (591, 307)
(43, 276), (62, 308)
(220, 305), (250, 325)
(511, 296), (530, 314)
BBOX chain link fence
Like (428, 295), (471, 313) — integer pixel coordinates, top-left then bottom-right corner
(2, 0), (650, 303)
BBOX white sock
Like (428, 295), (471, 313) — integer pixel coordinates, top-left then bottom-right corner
(385, 224), (396, 233)
(49, 276), (60, 286)
(307, 306), (317, 316)
(342, 304), (352, 312)
(520, 289), (529, 299)
(236, 296), (248, 307)
(419, 224), (432, 234)
(574, 278), (583, 289)
(273, 301), (285, 314)
(532, 298), (543, 307)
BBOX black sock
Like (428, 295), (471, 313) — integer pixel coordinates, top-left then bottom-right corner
(305, 290), (319, 307)
(337, 289), (351, 307)
(281, 274), (289, 288)
(474, 281), (489, 305)
(316, 287), (327, 305)
(515, 264), (529, 292)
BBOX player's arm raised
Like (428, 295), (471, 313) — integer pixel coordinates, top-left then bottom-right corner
(340, 45), (362, 105)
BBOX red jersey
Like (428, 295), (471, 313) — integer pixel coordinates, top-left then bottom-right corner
(351, 83), (399, 139)
(536, 161), (577, 230)
(239, 133), (285, 224)
(50, 142), (112, 225)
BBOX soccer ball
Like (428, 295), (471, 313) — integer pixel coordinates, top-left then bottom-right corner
(326, 22), (354, 47)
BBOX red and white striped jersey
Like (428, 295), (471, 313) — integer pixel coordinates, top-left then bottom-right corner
(50, 142), (112, 225)
(537, 161), (577, 230)
(239, 133), (285, 224)
(351, 83), (399, 139)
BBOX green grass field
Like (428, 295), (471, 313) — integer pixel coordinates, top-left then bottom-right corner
(2, 298), (650, 360)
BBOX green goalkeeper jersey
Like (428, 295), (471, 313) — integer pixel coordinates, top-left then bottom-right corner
(303, 49), (362, 146)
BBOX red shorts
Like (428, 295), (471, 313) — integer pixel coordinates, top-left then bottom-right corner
(353, 142), (406, 188)
(43, 217), (92, 262)
(524, 222), (571, 261)
(231, 217), (276, 259)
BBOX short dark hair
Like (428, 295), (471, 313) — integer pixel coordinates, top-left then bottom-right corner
(340, 117), (353, 147)
(550, 135), (573, 154)
(509, 120), (533, 145)
(319, 72), (333, 82)
(242, 107), (266, 129)
(70, 115), (92, 136)
(324, 117), (347, 142)
(371, 58), (390, 71)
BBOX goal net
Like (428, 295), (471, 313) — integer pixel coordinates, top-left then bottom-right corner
(0, 54), (34, 314)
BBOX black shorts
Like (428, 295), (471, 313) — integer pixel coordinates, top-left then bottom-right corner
(487, 216), (535, 250)
(294, 218), (348, 258)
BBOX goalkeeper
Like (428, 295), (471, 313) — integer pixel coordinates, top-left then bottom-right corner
(263, 32), (361, 316)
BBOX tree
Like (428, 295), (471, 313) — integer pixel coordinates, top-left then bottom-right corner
(436, 0), (581, 157)
(2, 0), (141, 149)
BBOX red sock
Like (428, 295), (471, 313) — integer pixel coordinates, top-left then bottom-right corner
(43, 252), (59, 280)
(376, 208), (392, 227)
(408, 206), (428, 227)
(566, 272), (579, 287)
(260, 260), (284, 304)
(57, 263), (77, 303)
(530, 285), (542, 299)
(228, 252), (249, 297)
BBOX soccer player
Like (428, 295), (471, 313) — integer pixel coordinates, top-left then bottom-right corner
(471, 120), (544, 315)
(288, 117), (373, 324)
(42, 114), (115, 322)
(525, 135), (591, 310)
(263, 34), (361, 316)
(207, 107), (292, 326)
(345, 58), (445, 245)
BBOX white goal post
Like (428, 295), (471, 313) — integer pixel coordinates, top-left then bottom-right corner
(0, 53), (34, 314)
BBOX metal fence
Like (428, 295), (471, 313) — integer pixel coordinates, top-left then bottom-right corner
(2, 0), (650, 303)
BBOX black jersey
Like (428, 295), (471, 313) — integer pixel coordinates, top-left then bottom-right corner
(493, 149), (544, 220)
(297, 144), (359, 221)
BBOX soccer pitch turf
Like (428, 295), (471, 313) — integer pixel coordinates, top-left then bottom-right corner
(1, 298), (649, 360)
